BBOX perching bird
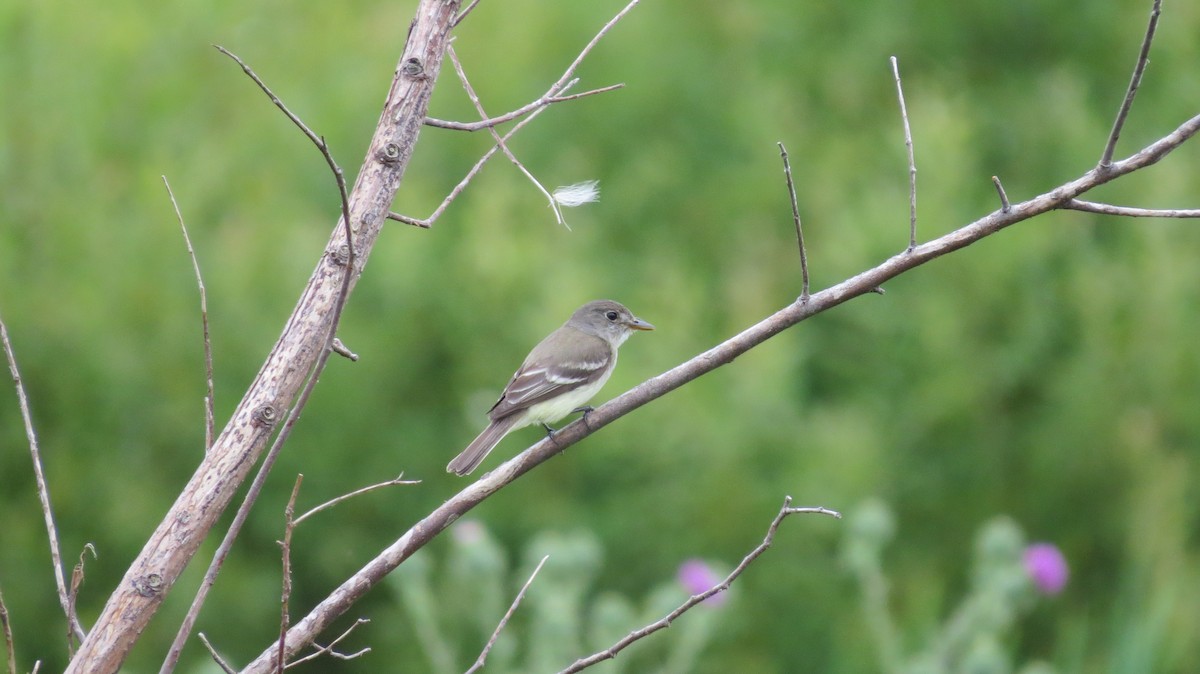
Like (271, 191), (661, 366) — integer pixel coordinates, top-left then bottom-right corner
(447, 299), (654, 476)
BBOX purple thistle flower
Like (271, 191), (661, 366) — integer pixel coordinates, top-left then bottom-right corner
(677, 559), (728, 606)
(1023, 543), (1069, 595)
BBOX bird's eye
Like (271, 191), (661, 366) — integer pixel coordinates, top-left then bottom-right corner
(605, 311), (619, 321)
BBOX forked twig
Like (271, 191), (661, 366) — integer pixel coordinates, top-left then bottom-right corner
(446, 44), (568, 228)
(283, 619), (371, 668)
(777, 142), (810, 300)
(162, 176), (216, 450)
(0, 315), (86, 644)
(391, 97), (559, 227)
(890, 56), (918, 251)
(398, 0), (640, 228)
(466, 555), (550, 674)
(1100, 0), (1163, 167)
(560, 499), (840, 673)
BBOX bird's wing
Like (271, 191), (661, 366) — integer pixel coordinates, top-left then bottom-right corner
(488, 334), (613, 419)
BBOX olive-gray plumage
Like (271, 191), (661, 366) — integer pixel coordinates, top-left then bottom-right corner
(447, 300), (654, 476)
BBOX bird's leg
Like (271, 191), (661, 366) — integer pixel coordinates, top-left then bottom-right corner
(542, 406), (596, 442)
(571, 406), (596, 430)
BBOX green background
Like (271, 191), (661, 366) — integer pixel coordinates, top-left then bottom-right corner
(2, 0), (1199, 672)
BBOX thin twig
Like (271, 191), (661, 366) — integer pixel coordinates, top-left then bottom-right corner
(991, 176), (1011, 213)
(0, 314), (86, 644)
(67, 544), (96, 656)
(294, 474), (419, 526)
(400, 0), (638, 228)
(162, 177), (216, 450)
(197, 633), (236, 674)
(466, 555), (550, 674)
(452, 0), (483, 27)
(0, 586), (15, 674)
(890, 56), (917, 251)
(425, 84), (624, 131)
(1100, 0), (1163, 167)
(391, 91), (561, 228)
(277, 476), (303, 674)
(213, 45), (354, 268)
(777, 142), (810, 300)
(160, 48), (359, 674)
(553, 0), (640, 95)
(447, 44), (568, 228)
(1062, 198), (1200, 218)
(284, 619), (371, 668)
(560, 499), (840, 673)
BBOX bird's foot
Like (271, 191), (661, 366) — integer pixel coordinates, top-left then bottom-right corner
(572, 405), (596, 430)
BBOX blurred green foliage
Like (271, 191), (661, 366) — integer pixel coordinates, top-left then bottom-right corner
(2, 0), (1199, 672)
(391, 521), (727, 673)
(843, 499), (1056, 674)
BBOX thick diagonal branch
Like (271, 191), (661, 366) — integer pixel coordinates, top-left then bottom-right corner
(62, 2), (461, 672)
(242, 111), (1200, 673)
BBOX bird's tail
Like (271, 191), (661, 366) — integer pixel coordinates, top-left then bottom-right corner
(447, 415), (521, 476)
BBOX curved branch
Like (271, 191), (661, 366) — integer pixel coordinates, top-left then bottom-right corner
(561, 499), (839, 673)
(241, 112), (1200, 672)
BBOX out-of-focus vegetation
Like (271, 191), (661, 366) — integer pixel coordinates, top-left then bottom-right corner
(2, 1), (1199, 672)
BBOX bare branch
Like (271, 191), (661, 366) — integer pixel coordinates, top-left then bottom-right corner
(890, 56), (918, 251)
(214, 46), (354, 262)
(294, 474), (420, 526)
(561, 499), (840, 673)
(391, 94), (560, 228)
(162, 176), (216, 451)
(1100, 0), (1163, 167)
(446, 44), (569, 228)
(991, 176), (1011, 213)
(1061, 198), (1200, 218)
(424, 84), (624, 131)
(0, 586), (15, 674)
(197, 633), (236, 674)
(241, 110), (1200, 673)
(276, 477), (303, 673)
(777, 142), (810, 300)
(466, 555), (550, 674)
(0, 314), (86, 644)
(553, 0), (641, 95)
(402, 0), (638, 228)
(284, 619), (371, 669)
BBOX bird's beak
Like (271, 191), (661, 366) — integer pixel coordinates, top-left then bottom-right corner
(627, 316), (655, 331)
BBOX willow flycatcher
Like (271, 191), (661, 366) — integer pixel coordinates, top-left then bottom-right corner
(447, 299), (654, 475)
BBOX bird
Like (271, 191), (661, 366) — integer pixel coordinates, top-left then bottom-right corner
(447, 299), (654, 476)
